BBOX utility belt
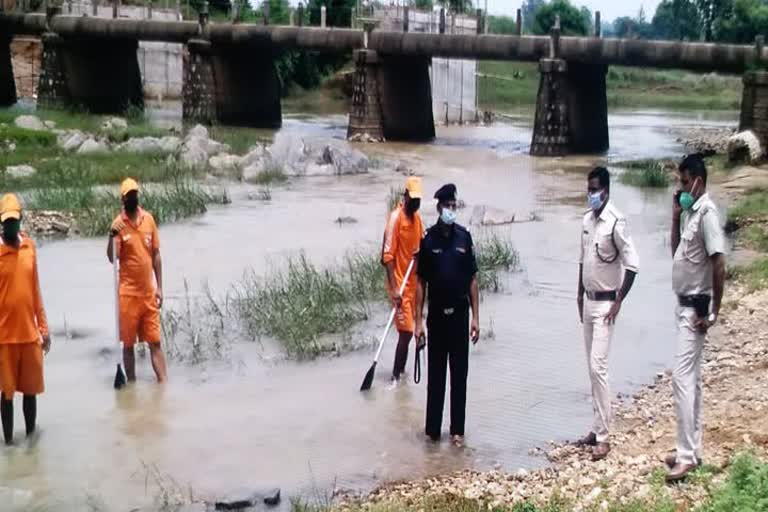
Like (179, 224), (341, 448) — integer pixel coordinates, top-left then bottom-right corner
(678, 294), (711, 318)
(585, 290), (617, 302)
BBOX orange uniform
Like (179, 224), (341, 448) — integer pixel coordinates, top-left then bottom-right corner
(115, 208), (161, 347)
(0, 234), (48, 397)
(382, 205), (424, 333)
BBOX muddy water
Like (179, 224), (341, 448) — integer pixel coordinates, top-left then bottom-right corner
(0, 109), (737, 511)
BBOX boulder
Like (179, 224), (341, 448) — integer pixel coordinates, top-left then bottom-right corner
(727, 130), (764, 165)
(188, 124), (209, 139)
(208, 154), (242, 178)
(14, 115), (46, 131)
(159, 136), (182, 154)
(5, 164), (36, 179)
(77, 138), (109, 154)
(300, 163), (336, 177)
(214, 487), (281, 510)
(180, 136), (209, 170)
(101, 116), (128, 132)
(241, 162), (266, 182)
(43, 120), (56, 129)
(240, 145), (266, 169)
(118, 137), (163, 154)
(320, 142), (369, 175)
(58, 130), (88, 152)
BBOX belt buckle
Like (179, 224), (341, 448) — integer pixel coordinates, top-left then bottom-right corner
(443, 307), (454, 315)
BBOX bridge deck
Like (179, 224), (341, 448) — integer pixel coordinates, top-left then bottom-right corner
(0, 13), (764, 73)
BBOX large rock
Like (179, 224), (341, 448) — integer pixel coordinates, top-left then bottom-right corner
(5, 164), (36, 179)
(101, 116), (128, 132)
(117, 136), (182, 154)
(267, 133), (369, 177)
(58, 130), (88, 152)
(14, 115), (46, 131)
(240, 145), (266, 169)
(208, 154), (242, 178)
(727, 130), (764, 165)
(180, 124), (231, 171)
(77, 138), (109, 154)
(320, 142), (369, 175)
(188, 124), (209, 139)
(214, 487), (281, 510)
(160, 136), (182, 154)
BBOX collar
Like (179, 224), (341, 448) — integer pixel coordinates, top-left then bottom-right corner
(596, 200), (615, 222)
(691, 193), (710, 212)
(121, 207), (145, 226)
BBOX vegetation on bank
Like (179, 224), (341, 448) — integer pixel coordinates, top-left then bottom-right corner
(726, 187), (768, 290)
(477, 62), (741, 114)
(616, 159), (672, 188)
(293, 451), (767, 512)
(1, 108), (226, 236)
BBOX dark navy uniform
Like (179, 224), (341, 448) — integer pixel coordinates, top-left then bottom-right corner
(417, 222), (478, 439)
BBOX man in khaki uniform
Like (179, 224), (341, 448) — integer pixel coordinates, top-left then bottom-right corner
(576, 167), (639, 461)
(666, 154), (726, 482)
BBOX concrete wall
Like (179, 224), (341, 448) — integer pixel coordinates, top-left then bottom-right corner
(373, 7), (478, 124)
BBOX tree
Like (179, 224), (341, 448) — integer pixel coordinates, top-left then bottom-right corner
(521, 0), (546, 34)
(652, 0), (702, 40)
(715, 0), (768, 43)
(414, 0), (433, 10)
(696, 0), (733, 41)
(532, 0), (589, 36)
(488, 14), (518, 34)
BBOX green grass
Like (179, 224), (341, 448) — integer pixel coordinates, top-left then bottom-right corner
(0, 106), (165, 138)
(729, 256), (768, 291)
(247, 164), (288, 185)
(228, 235), (520, 359)
(617, 160), (671, 188)
(728, 188), (768, 224)
(477, 62), (742, 113)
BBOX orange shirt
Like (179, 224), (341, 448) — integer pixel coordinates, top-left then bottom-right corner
(115, 208), (160, 297)
(382, 205), (424, 295)
(0, 234), (49, 344)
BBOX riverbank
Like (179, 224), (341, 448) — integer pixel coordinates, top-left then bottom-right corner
(316, 162), (768, 511)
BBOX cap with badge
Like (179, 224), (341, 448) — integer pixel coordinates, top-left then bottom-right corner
(434, 183), (457, 203)
(0, 193), (22, 222)
(120, 178), (140, 197)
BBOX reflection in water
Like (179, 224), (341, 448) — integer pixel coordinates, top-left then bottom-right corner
(0, 108), (738, 510)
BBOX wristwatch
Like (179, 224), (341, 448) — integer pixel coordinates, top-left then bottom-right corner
(708, 313), (717, 324)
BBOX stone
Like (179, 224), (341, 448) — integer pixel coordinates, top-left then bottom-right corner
(242, 162), (267, 183)
(208, 154), (242, 178)
(180, 136), (210, 170)
(14, 115), (46, 131)
(77, 138), (109, 154)
(5, 164), (36, 178)
(470, 205), (515, 226)
(300, 163), (337, 177)
(160, 136), (182, 154)
(43, 120), (56, 129)
(263, 488), (281, 506)
(240, 145), (266, 169)
(188, 124), (209, 139)
(101, 116), (128, 132)
(58, 130), (88, 152)
(319, 142), (369, 175)
(727, 131), (764, 165)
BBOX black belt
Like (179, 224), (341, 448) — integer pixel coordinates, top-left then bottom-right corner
(678, 294), (711, 317)
(585, 290), (617, 301)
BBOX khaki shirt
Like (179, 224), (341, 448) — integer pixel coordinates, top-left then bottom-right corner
(673, 193), (725, 296)
(580, 201), (639, 293)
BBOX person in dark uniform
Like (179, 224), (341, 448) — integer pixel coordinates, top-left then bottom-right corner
(414, 184), (480, 448)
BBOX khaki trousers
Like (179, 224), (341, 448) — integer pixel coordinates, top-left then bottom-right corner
(583, 298), (614, 443)
(673, 306), (705, 465)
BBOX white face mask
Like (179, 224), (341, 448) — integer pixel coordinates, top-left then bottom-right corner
(440, 208), (457, 225)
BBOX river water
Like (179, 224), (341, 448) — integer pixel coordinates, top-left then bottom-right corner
(0, 107), (737, 511)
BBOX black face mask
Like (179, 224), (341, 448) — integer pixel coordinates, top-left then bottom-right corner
(2, 219), (21, 244)
(124, 196), (139, 213)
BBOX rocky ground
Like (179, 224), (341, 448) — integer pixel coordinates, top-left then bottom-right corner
(336, 283), (768, 511)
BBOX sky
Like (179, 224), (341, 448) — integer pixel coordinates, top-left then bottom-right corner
(484, 0), (663, 21)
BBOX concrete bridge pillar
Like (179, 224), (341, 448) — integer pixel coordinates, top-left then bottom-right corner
(37, 33), (143, 113)
(530, 60), (608, 156)
(182, 40), (281, 128)
(347, 49), (435, 142)
(740, 71), (768, 148)
(0, 36), (15, 106)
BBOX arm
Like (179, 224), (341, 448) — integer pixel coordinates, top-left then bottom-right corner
(605, 219), (639, 324)
(414, 277), (426, 340)
(711, 253), (725, 318)
(381, 212), (401, 306)
(107, 235), (115, 263)
(107, 215), (126, 263)
(32, 252), (50, 352)
(469, 275), (479, 343)
(153, 249), (163, 308)
(671, 193), (683, 257)
(577, 264), (585, 323)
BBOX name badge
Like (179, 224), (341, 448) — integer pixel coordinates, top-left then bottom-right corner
(443, 308), (454, 315)
(432, 248), (442, 254)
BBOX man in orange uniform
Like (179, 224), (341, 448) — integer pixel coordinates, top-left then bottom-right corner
(0, 193), (50, 445)
(107, 178), (167, 383)
(382, 176), (424, 384)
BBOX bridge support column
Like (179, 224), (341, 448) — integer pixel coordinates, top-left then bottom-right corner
(183, 38), (217, 124)
(740, 71), (768, 148)
(347, 49), (434, 142)
(38, 33), (143, 113)
(0, 36), (15, 107)
(530, 59), (608, 156)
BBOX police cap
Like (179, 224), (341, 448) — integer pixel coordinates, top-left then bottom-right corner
(434, 183), (457, 203)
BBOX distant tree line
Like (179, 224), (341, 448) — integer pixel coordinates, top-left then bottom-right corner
(487, 0), (768, 44)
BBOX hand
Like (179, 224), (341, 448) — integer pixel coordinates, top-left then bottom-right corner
(414, 320), (425, 342)
(41, 334), (51, 354)
(416, 331), (426, 351)
(110, 218), (126, 237)
(470, 317), (480, 344)
(604, 299), (622, 325)
(673, 190), (683, 219)
(577, 296), (584, 324)
(389, 290), (402, 309)
(694, 315), (715, 334)
(155, 288), (163, 309)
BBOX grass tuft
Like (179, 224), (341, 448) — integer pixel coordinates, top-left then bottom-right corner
(247, 164), (288, 185)
(617, 160), (671, 188)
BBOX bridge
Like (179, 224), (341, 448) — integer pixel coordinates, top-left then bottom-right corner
(2, 10), (767, 155)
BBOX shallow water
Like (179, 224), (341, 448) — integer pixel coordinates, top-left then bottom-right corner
(0, 107), (738, 511)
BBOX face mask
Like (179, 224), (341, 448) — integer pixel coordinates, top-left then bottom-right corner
(405, 198), (421, 214)
(2, 219), (20, 243)
(679, 178), (700, 211)
(124, 196), (139, 213)
(440, 208), (457, 225)
(587, 190), (605, 211)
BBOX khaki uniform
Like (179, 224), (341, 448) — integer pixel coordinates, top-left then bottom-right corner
(580, 201), (639, 443)
(672, 193), (725, 465)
